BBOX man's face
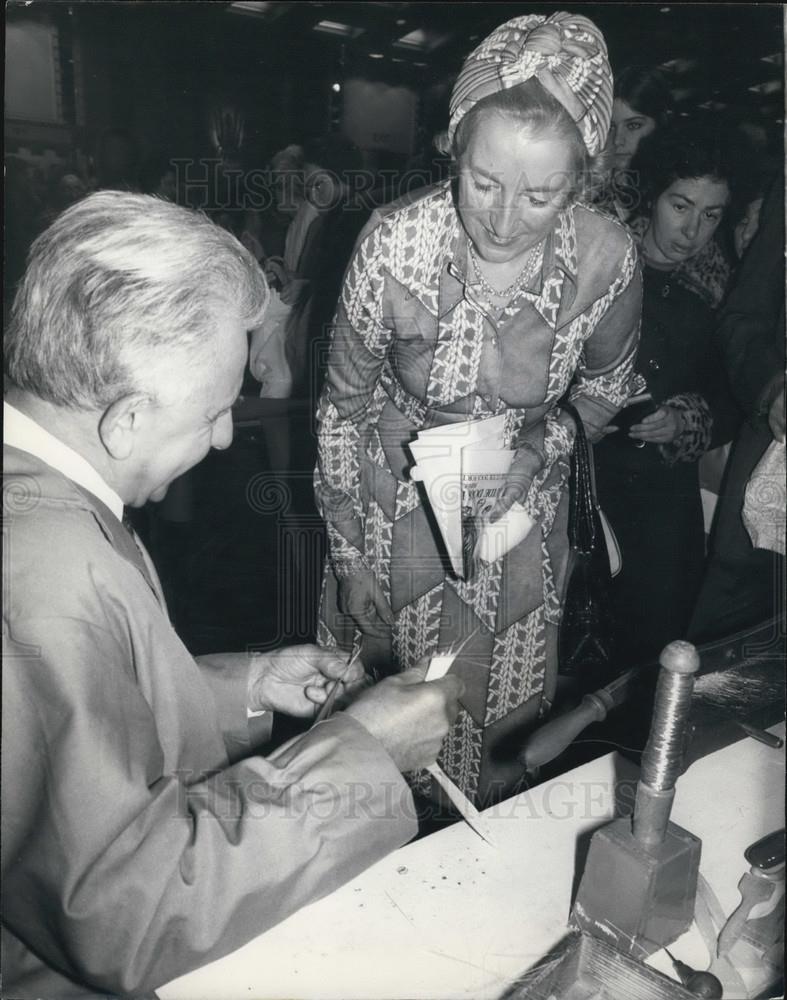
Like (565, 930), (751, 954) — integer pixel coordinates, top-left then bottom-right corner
(125, 314), (248, 506)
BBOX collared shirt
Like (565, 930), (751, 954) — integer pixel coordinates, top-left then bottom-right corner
(3, 401), (124, 521)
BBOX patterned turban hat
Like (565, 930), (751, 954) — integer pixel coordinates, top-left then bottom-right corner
(448, 12), (613, 157)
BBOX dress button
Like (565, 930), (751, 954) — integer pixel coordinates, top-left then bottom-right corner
(661, 283), (671, 298)
(648, 358), (661, 372)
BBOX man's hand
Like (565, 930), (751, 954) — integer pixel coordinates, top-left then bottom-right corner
(628, 405), (685, 444)
(338, 569), (395, 637)
(343, 665), (464, 773)
(248, 644), (366, 717)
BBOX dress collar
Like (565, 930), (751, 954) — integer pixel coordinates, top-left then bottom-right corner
(628, 214), (729, 309)
(445, 193), (579, 299)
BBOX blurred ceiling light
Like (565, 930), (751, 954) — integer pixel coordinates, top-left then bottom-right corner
(229, 1), (273, 14)
(368, 52), (385, 59)
(332, 82), (341, 92)
(748, 80), (782, 95)
(394, 28), (450, 52)
(313, 20), (364, 38)
(228, 1), (291, 17)
(658, 58), (697, 74)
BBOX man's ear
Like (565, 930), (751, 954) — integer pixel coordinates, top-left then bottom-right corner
(99, 393), (153, 460)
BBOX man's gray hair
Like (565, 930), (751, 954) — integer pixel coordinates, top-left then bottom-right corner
(5, 190), (269, 408)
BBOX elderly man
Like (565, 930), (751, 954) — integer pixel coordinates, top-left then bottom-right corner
(2, 191), (463, 999)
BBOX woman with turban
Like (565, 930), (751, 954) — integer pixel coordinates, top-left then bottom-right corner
(314, 13), (643, 809)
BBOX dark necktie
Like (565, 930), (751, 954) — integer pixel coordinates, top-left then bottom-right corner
(69, 482), (162, 605)
(121, 508), (160, 601)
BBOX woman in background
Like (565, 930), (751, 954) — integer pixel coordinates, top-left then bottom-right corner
(595, 119), (742, 667)
(597, 65), (675, 221)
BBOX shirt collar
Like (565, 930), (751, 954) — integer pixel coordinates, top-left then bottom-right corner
(3, 401), (124, 521)
(544, 205), (579, 287)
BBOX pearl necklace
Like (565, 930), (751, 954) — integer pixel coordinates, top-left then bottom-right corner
(468, 240), (543, 301)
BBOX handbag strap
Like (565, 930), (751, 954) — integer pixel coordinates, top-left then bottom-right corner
(561, 401), (598, 554)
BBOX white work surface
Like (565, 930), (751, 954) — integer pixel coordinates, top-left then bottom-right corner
(160, 723), (785, 1000)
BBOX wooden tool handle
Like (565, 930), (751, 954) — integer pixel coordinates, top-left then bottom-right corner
(517, 691), (613, 770)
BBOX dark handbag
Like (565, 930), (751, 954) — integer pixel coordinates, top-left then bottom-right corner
(558, 403), (616, 683)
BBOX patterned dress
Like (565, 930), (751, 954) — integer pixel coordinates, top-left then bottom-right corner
(315, 180), (642, 806)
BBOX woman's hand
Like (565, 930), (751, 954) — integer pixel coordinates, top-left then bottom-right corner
(338, 568), (395, 638)
(603, 392), (653, 435)
(262, 257), (308, 305)
(628, 405), (685, 444)
(263, 257), (290, 290)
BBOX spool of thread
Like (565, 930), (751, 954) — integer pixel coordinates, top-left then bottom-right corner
(633, 641), (700, 847)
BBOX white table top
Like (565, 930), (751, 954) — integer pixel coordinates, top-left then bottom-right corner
(160, 722), (785, 1000)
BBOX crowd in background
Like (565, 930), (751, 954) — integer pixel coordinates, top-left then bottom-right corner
(5, 7), (786, 993)
(4, 58), (785, 671)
